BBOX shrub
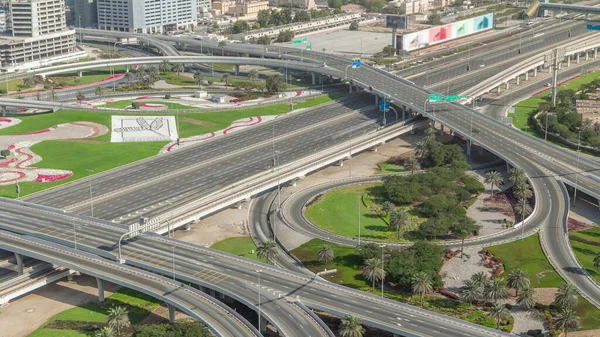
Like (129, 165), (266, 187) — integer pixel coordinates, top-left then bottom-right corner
(131, 101), (141, 109)
(0, 149), (10, 157)
(165, 94), (171, 99)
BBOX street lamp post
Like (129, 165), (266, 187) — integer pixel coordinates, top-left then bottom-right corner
(380, 245), (385, 297)
(257, 269), (262, 332)
(110, 41), (121, 91)
(73, 221), (78, 250)
(358, 195), (361, 246)
(172, 246), (176, 280)
(86, 169), (94, 217)
(573, 130), (581, 207)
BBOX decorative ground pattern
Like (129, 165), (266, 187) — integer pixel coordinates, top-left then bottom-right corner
(0, 118), (21, 130)
(0, 122), (108, 185)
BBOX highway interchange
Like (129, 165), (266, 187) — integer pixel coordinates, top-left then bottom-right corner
(1, 17), (600, 337)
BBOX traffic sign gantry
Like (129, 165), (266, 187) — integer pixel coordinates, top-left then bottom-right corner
(352, 58), (361, 68)
(292, 39), (302, 44)
(587, 24), (600, 30)
(302, 38), (308, 43)
(428, 93), (443, 102)
(379, 100), (390, 111)
(306, 45), (311, 50)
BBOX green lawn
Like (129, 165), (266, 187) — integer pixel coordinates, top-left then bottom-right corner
(569, 227), (600, 284)
(0, 78), (26, 94)
(50, 67), (127, 86)
(162, 72), (197, 86)
(101, 100), (197, 110)
(28, 288), (160, 337)
(210, 236), (262, 263)
(0, 93), (343, 198)
(377, 162), (404, 174)
(507, 97), (545, 136)
(488, 234), (563, 287)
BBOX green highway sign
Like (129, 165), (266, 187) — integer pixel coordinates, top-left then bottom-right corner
(429, 93), (443, 102)
(445, 95), (459, 101)
(292, 39), (302, 44)
(302, 38), (308, 43)
(306, 45), (311, 50)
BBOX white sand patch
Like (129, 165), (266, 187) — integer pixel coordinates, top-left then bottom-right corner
(111, 115), (178, 143)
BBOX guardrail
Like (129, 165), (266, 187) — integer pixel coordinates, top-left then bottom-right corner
(0, 268), (73, 305)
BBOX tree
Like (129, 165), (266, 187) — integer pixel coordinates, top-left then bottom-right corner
(381, 201), (395, 216)
(424, 127), (436, 142)
(488, 304), (509, 329)
(124, 71), (133, 84)
(132, 102), (141, 109)
(107, 306), (130, 336)
(95, 327), (114, 337)
(414, 141), (429, 159)
(247, 69), (259, 82)
(265, 74), (284, 93)
(317, 244), (334, 265)
(411, 271), (433, 306)
(172, 63), (184, 79)
(517, 285), (536, 309)
(555, 283), (578, 310)
(594, 251), (600, 268)
(363, 257), (385, 290)
(355, 243), (380, 262)
(507, 269), (530, 296)
(0, 149), (10, 158)
(76, 90), (85, 102)
(508, 167), (526, 186)
(218, 40), (226, 56)
(513, 182), (533, 201)
(149, 66), (160, 81)
(484, 277), (508, 303)
(193, 70), (204, 87)
(232, 20), (249, 34)
(427, 14), (443, 25)
(484, 171), (503, 196)
(159, 60), (172, 73)
(471, 271), (488, 291)
(349, 21), (359, 31)
(554, 309), (580, 337)
(257, 239), (278, 263)
(95, 86), (106, 97)
(275, 30), (295, 43)
(220, 73), (230, 87)
(389, 209), (409, 240)
(461, 279), (483, 304)
(404, 156), (420, 174)
(514, 198), (532, 220)
(338, 315), (365, 337)
(450, 218), (478, 257)
(23, 77), (36, 88)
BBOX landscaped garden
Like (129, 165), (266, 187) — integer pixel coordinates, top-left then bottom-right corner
(210, 236), (261, 262)
(0, 93), (343, 198)
(569, 226), (600, 284)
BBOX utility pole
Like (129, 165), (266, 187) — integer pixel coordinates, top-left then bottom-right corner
(544, 48), (565, 108)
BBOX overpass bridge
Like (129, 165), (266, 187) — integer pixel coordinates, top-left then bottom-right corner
(526, 0), (600, 18)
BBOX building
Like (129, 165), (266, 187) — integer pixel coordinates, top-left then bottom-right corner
(197, 0), (211, 18)
(432, 0), (454, 8)
(0, 9), (7, 32)
(400, 0), (429, 15)
(269, 0), (315, 9)
(97, 0), (197, 33)
(0, 0), (83, 72)
(341, 4), (365, 14)
(212, 0), (268, 20)
(73, 0), (97, 28)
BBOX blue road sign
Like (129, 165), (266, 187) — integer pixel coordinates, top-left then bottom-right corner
(587, 24), (600, 30)
(352, 58), (361, 68)
(379, 100), (390, 111)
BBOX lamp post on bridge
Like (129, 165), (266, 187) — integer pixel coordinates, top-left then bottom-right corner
(86, 169), (94, 217)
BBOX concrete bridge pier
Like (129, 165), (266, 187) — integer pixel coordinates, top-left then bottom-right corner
(375, 96), (379, 106)
(184, 223), (191, 231)
(236, 201), (243, 209)
(1, 106), (6, 117)
(595, 48), (598, 59)
(524, 72), (529, 81)
(577, 53), (580, 64)
(96, 277), (105, 303)
(566, 56), (571, 68)
(371, 146), (378, 152)
(167, 304), (176, 323)
(533, 67), (537, 77)
(467, 140), (471, 157)
(14, 253), (23, 275)
(78, 71), (83, 78)
(234, 65), (240, 76)
(586, 50), (590, 61)
(496, 85), (501, 94)
(506, 82), (510, 90)
(338, 159), (344, 167)
(311, 72), (315, 85)
(515, 76), (520, 85)
(259, 316), (268, 333)
(348, 81), (353, 93)
(209, 288), (216, 297)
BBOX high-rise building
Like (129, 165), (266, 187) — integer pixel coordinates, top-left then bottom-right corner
(74, 0), (97, 28)
(197, 0), (211, 18)
(0, 0), (82, 72)
(97, 0), (197, 33)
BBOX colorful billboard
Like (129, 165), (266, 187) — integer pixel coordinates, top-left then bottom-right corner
(397, 13), (494, 52)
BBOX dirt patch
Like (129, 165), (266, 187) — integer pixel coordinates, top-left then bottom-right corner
(568, 329), (600, 337)
(179, 117), (216, 127)
(483, 192), (515, 219)
(60, 139), (106, 144)
(534, 288), (557, 306)
(568, 217), (595, 232)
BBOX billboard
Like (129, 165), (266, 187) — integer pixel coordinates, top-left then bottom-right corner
(397, 13), (494, 52)
(386, 15), (409, 30)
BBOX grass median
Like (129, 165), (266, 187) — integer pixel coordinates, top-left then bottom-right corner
(101, 100), (198, 110)
(210, 236), (262, 263)
(569, 227), (600, 284)
(0, 93), (344, 198)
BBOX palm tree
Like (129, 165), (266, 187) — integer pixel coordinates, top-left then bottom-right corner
(554, 309), (580, 337)
(141, 75), (154, 89)
(411, 271), (433, 307)
(50, 90), (59, 101)
(517, 285), (536, 309)
(424, 127), (436, 143)
(461, 279), (483, 304)
(506, 269), (530, 296)
(389, 209), (409, 240)
(257, 239), (279, 263)
(338, 315), (365, 337)
(95, 327), (114, 337)
(484, 277), (508, 303)
(148, 66), (160, 81)
(508, 167), (526, 186)
(124, 71), (133, 84)
(555, 283), (578, 310)
(471, 271), (488, 291)
(159, 60), (172, 73)
(317, 244), (334, 265)
(594, 251), (600, 268)
(193, 70), (204, 87)
(484, 171), (503, 196)
(414, 141), (429, 159)
(218, 40), (226, 56)
(221, 73), (230, 87)
(404, 156), (420, 174)
(76, 90), (85, 102)
(362, 257), (384, 290)
(23, 76), (36, 88)
(488, 304), (509, 329)
(514, 198), (532, 220)
(513, 182), (533, 202)
(95, 86), (106, 97)
(172, 63), (184, 78)
(381, 201), (395, 216)
(248, 69), (259, 82)
(107, 306), (130, 336)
